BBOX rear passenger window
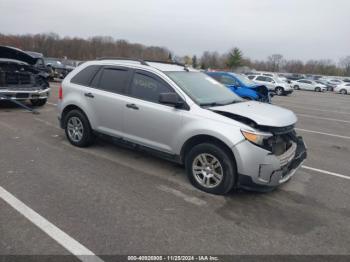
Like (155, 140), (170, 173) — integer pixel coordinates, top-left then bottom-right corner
(256, 76), (266, 81)
(219, 75), (237, 86)
(129, 72), (173, 103)
(71, 65), (101, 86)
(98, 68), (130, 94)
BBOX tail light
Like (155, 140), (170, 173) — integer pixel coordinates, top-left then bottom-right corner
(58, 85), (63, 100)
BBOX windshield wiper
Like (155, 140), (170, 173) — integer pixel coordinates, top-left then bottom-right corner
(200, 100), (240, 107)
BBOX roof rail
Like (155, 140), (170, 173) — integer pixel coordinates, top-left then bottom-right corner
(96, 57), (148, 65)
(96, 57), (188, 69)
(144, 59), (185, 67)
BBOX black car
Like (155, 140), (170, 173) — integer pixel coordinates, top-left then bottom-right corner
(44, 58), (74, 80)
(0, 45), (50, 107)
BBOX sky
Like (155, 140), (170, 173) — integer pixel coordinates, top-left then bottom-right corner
(0, 0), (349, 61)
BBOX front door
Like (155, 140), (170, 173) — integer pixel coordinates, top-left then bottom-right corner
(122, 70), (184, 153)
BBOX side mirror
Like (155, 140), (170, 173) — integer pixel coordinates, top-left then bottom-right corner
(159, 93), (184, 108)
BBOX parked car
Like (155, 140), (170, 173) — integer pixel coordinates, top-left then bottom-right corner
(205, 71), (270, 103)
(44, 58), (74, 80)
(286, 74), (305, 81)
(0, 45), (50, 107)
(327, 79), (343, 85)
(315, 80), (334, 91)
(248, 75), (293, 96)
(58, 59), (307, 195)
(292, 79), (327, 92)
(334, 83), (350, 95)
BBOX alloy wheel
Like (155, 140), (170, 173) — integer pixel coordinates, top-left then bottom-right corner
(192, 153), (223, 188)
(67, 116), (84, 143)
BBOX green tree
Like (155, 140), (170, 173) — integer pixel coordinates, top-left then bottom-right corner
(226, 48), (243, 69)
(192, 55), (198, 68)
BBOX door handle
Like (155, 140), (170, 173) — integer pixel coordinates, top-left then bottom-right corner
(84, 92), (94, 98)
(126, 103), (139, 110)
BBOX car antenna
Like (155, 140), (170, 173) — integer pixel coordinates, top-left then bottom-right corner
(0, 94), (39, 114)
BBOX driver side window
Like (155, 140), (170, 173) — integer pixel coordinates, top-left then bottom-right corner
(129, 71), (174, 103)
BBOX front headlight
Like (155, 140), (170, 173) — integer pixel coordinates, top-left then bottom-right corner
(241, 129), (273, 146)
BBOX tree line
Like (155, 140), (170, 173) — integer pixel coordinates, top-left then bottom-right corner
(0, 33), (170, 61)
(197, 49), (350, 77)
(1, 33), (349, 76)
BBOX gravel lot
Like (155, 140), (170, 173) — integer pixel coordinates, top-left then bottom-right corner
(1, 83), (350, 259)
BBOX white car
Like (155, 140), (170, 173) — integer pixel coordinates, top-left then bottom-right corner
(292, 79), (327, 92)
(248, 75), (293, 96)
(334, 83), (350, 95)
(328, 79), (343, 85)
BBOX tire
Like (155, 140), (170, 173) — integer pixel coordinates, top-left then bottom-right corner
(294, 85), (300, 90)
(185, 143), (236, 195)
(340, 89), (347, 95)
(30, 98), (47, 107)
(275, 87), (284, 96)
(315, 87), (321, 92)
(64, 109), (95, 147)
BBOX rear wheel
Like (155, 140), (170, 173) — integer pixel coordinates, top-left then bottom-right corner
(30, 98), (47, 107)
(185, 143), (236, 195)
(340, 89), (347, 95)
(275, 87), (284, 96)
(64, 110), (95, 147)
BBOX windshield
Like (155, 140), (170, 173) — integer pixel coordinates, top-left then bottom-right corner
(44, 59), (63, 67)
(166, 72), (242, 106)
(231, 73), (255, 86)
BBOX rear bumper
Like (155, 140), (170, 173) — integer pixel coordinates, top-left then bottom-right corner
(0, 88), (50, 100)
(233, 136), (307, 191)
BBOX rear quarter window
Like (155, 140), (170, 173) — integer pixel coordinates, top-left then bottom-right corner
(71, 65), (101, 86)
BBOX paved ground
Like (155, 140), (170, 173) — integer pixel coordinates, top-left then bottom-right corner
(1, 83), (350, 260)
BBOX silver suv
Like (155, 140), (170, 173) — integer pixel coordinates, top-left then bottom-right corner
(58, 59), (307, 195)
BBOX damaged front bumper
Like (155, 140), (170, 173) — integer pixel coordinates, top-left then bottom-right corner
(233, 135), (307, 191)
(0, 88), (50, 101)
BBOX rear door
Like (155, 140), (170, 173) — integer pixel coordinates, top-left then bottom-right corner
(255, 76), (274, 91)
(83, 66), (132, 137)
(297, 80), (307, 90)
(122, 70), (184, 153)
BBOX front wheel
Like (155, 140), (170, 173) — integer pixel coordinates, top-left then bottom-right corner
(315, 87), (321, 92)
(64, 110), (95, 147)
(340, 89), (347, 95)
(275, 87), (284, 96)
(30, 98), (47, 107)
(185, 143), (236, 195)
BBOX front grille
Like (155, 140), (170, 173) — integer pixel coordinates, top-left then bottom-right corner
(277, 142), (297, 166)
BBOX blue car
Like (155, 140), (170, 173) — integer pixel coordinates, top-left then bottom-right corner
(206, 71), (271, 103)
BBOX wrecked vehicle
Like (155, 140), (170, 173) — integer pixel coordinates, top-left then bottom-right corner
(44, 58), (74, 80)
(0, 46), (50, 107)
(58, 59), (307, 195)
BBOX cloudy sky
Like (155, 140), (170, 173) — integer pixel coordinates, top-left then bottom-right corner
(1, 0), (349, 61)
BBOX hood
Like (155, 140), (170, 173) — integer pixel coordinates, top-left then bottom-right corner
(0, 45), (38, 65)
(211, 101), (297, 127)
